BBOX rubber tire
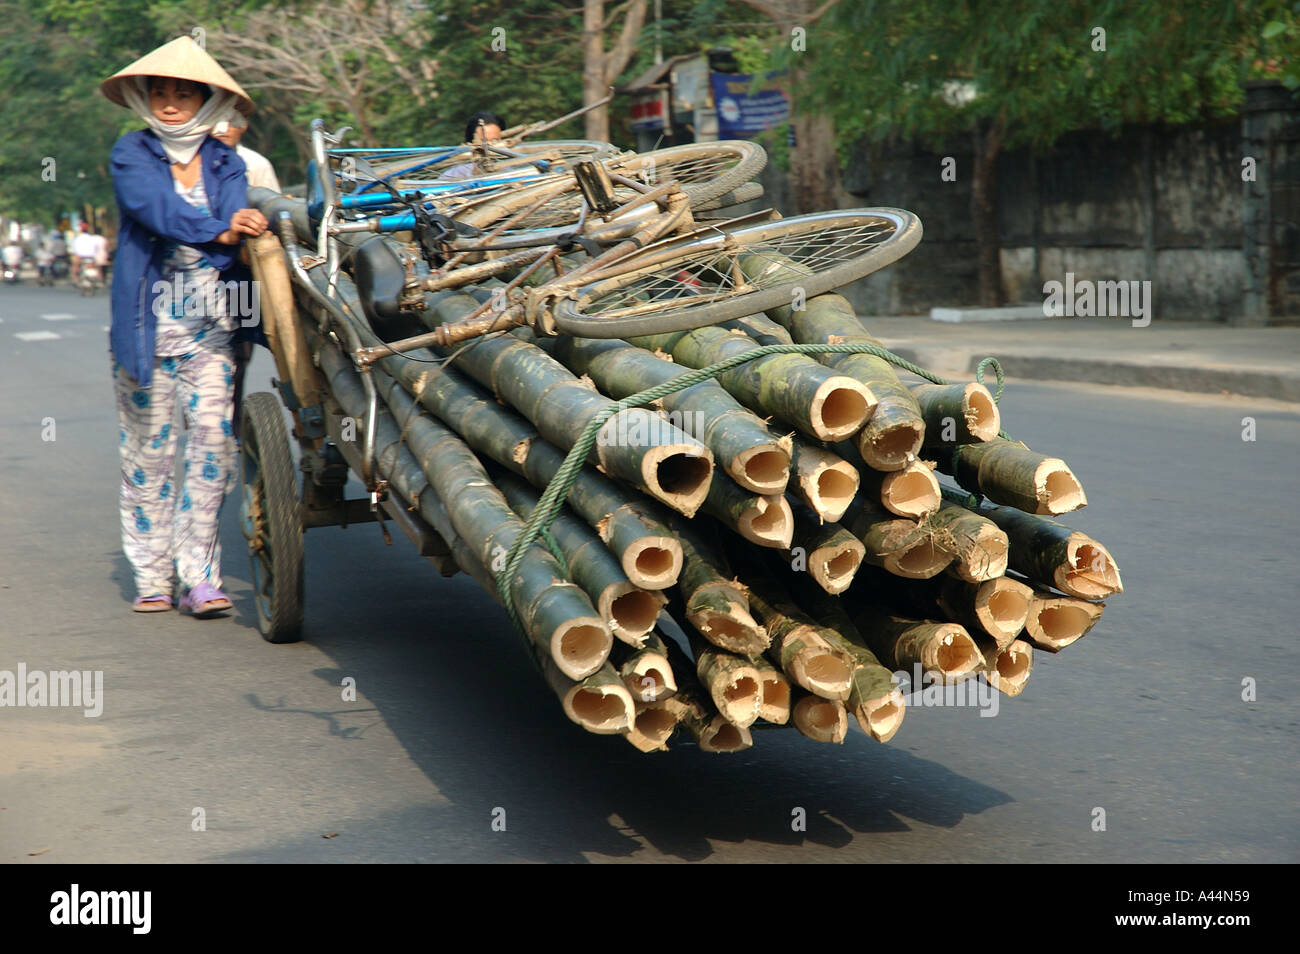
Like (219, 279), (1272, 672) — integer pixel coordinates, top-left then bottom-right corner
(606, 141), (767, 208)
(240, 391), (305, 643)
(455, 142), (768, 234)
(550, 208), (922, 340)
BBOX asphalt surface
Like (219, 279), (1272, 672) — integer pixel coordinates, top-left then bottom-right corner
(1, 282), (1297, 863)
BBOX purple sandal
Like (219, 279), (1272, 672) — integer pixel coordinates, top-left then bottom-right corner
(133, 594), (174, 613)
(180, 583), (233, 618)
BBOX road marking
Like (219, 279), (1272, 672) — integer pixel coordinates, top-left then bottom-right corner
(41, 313), (78, 321)
(14, 331), (61, 342)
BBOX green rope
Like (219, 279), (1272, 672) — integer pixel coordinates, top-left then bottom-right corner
(539, 525), (569, 575)
(494, 340), (1003, 634)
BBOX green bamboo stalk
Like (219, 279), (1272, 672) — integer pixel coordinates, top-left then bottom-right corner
(927, 500), (1010, 582)
(967, 504), (1122, 600)
(731, 271), (925, 471)
(911, 382), (1001, 445)
(377, 351), (683, 590)
(786, 500), (865, 594)
(849, 605), (985, 684)
(743, 579), (855, 702)
(658, 627), (757, 751)
(666, 517), (769, 655)
(424, 291), (715, 516)
(627, 325), (876, 442)
(702, 472), (794, 549)
(748, 653), (792, 724)
(1022, 584), (1105, 651)
(787, 435), (860, 523)
(842, 498), (953, 579)
(534, 333), (793, 494)
(317, 335), (611, 682)
(494, 468), (666, 647)
(940, 438), (1088, 515)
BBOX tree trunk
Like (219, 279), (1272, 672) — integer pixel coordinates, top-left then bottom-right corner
(788, 102), (840, 215)
(583, 0), (608, 142)
(971, 119), (1006, 306)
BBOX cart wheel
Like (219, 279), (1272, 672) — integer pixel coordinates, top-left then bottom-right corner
(240, 392), (304, 643)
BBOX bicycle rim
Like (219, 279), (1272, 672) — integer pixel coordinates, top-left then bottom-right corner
(549, 208), (922, 339)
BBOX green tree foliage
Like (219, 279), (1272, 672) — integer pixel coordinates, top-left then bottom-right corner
(777, 0), (1267, 303)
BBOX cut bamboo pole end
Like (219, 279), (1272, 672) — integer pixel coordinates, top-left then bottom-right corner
(601, 582), (668, 647)
(946, 439), (1088, 515)
(550, 662), (637, 735)
(625, 701), (680, 752)
(856, 401), (925, 472)
(869, 460), (942, 519)
(730, 439), (793, 495)
(782, 628), (855, 702)
(792, 694), (849, 743)
(852, 682), (906, 742)
(686, 584), (769, 655)
(616, 531), (682, 590)
(805, 534), (865, 594)
(623, 441), (712, 517)
(852, 608), (986, 684)
(1023, 588), (1105, 652)
(928, 503), (1009, 582)
(808, 376), (876, 441)
(750, 654), (792, 724)
(550, 614), (615, 680)
(694, 644), (763, 728)
(912, 382), (1001, 444)
(615, 631), (679, 703)
(975, 505), (1123, 599)
(696, 716), (755, 752)
(789, 438), (860, 523)
(941, 576), (1034, 649)
(734, 492), (795, 549)
(984, 638), (1034, 697)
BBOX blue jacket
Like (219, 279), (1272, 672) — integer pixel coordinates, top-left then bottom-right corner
(109, 129), (249, 388)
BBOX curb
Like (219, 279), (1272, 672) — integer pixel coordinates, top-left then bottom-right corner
(881, 345), (1300, 403)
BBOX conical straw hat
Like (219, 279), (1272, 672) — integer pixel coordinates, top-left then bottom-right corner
(100, 35), (254, 115)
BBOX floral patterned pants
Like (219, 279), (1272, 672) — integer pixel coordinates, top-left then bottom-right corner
(113, 348), (237, 597)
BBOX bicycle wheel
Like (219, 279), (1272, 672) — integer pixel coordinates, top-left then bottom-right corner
(549, 208), (921, 339)
(454, 141), (767, 233)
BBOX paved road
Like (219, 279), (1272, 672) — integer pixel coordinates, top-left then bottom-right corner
(2, 283), (1297, 863)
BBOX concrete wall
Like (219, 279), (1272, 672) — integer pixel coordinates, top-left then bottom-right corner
(750, 88), (1299, 322)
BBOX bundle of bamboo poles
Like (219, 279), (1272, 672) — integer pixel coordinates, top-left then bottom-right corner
(265, 187), (1122, 754)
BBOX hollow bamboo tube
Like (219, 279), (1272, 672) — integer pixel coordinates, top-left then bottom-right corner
(786, 501), (865, 594)
(927, 500), (1009, 582)
(912, 382), (1001, 445)
(536, 334), (792, 494)
(744, 582), (855, 702)
(983, 638), (1033, 697)
(628, 326), (876, 442)
(667, 517), (769, 655)
(941, 438), (1087, 515)
(784, 577), (906, 742)
(424, 292), (713, 515)
(625, 699), (681, 752)
(788, 436), (860, 523)
(855, 457), (942, 519)
(542, 658), (636, 735)
(850, 605), (985, 684)
(612, 630), (678, 703)
(494, 469), (666, 646)
(1022, 586), (1105, 651)
(749, 654), (793, 724)
(791, 693), (849, 744)
(319, 333), (611, 681)
(969, 505), (1122, 600)
(844, 499), (954, 579)
(659, 628), (756, 751)
(689, 634), (763, 728)
(733, 273), (925, 470)
(704, 473), (794, 549)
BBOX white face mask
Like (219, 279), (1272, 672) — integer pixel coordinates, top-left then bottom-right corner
(122, 76), (238, 165)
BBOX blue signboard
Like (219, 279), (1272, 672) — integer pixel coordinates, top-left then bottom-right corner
(709, 70), (790, 139)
